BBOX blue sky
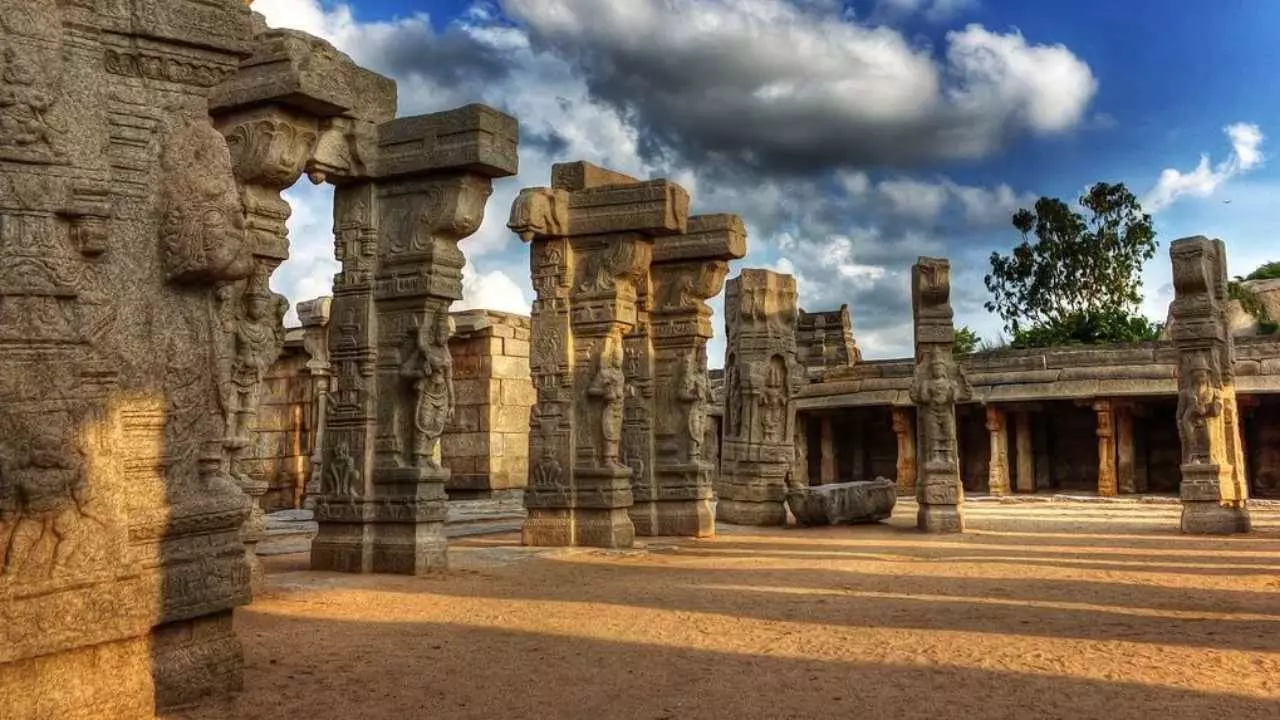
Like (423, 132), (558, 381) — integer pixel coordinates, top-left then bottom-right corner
(255, 0), (1279, 362)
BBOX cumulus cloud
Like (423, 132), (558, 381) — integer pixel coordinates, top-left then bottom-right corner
(251, 0), (1076, 358)
(1143, 122), (1265, 212)
(873, 0), (978, 24)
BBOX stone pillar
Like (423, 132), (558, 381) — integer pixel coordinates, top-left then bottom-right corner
(310, 106), (519, 573)
(1093, 400), (1118, 497)
(910, 257), (972, 533)
(719, 270), (804, 525)
(299, 297), (332, 507)
(792, 414), (810, 488)
(1116, 404), (1137, 494)
(891, 407), (917, 496)
(642, 214), (746, 536)
(1169, 236), (1251, 533)
(511, 162), (689, 547)
(1015, 412), (1035, 493)
(986, 405), (1010, 496)
(819, 415), (838, 485)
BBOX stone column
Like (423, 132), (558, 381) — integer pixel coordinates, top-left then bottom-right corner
(1015, 412), (1035, 493)
(642, 214), (747, 536)
(891, 407), (917, 496)
(910, 257), (972, 533)
(819, 415), (838, 485)
(311, 106), (519, 573)
(1169, 236), (1251, 533)
(1116, 404), (1137, 494)
(719, 270), (804, 525)
(1094, 400), (1118, 497)
(792, 414), (810, 488)
(511, 162), (689, 547)
(299, 296), (332, 507)
(986, 405), (1010, 496)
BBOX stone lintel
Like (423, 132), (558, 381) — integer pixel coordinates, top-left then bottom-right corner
(565, 180), (690, 237)
(375, 104), (520, 179)
(552, 161), (640, 191)
(652, 214), (747, 263)
(211, 28), (396, 121)
(297, 296), (332, 327)
(116, 0), (256, 57)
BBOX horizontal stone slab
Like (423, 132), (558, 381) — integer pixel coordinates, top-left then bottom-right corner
(652, 214), (747, 263)
(551, 161), (640, 191)
(376, 104), (519, 179)
(564, 179), (690, 237)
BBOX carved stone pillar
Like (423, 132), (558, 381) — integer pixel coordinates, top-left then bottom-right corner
(792, 414), (810, 489)
(1093, 400), (1118, 497)
(309, 107), (518, 573)
(1169, 236), (1251, 533)
(819, 415), (837, 484)
(891, 407), (917, 496)
(719, 270), (804, 526)
(1116, 404), (1137, 494)
(511, 162), (689, 547)
(909, 257), (971, 533)
(1015, 412), (1035, 493)
(298, 297), (332, 507)
(642, 214), (746, 537)
(986, 405), (1010, 496)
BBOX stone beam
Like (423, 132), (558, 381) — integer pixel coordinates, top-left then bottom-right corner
(552, 160), (640, 190)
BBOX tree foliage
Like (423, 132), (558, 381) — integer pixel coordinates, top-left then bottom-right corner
(954, 326), (980, 354)
(984, 182), (1158, 343)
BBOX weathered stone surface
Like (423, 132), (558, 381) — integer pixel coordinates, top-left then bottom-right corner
(718, 270), (805, 525)
(1169, 237), (1251, 534)
(797, 305), (861, 377)
(910, 257), (970, 533)
(787, 479), (897, 526)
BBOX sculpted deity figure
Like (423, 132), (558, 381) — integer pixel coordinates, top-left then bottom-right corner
(1178, 353), (1223, 465)
(323, 442), (360, 497)
(401, 313), (455, 469)
(221, 281), (287, 451)
(0, 46), (62, 155)
(2, 434), (104, 578)
(588, 333), (627, 470)
(760, 358), (788, 443)
(676, 350), (711, 460)
(910, 353), (970, 466)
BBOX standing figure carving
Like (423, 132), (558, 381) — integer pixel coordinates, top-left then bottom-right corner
(676, 350), (710, 461)
(323, 442), (360, 498)
(1178, 352), (1222, 465)
(2, 434), (103, 579)
(400, 313), (455, 469)
(760, 358), (787, 443)
(910, 353), (970, 466)
(219, 277), (288, 459)
(588, 333), (627, 470)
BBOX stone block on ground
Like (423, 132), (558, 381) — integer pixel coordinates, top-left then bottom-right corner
(786, 478), (897, 527)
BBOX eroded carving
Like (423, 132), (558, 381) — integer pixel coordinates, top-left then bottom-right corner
(322, 442), (360, 498)
(217, 274), (288, 460)
(400, 313), (455, 469)
(0, 43), (65, 163)
(588, 332), (627, 470)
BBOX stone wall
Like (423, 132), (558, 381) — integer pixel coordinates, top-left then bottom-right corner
(444, 310), (534, 497)
(245, 331), (314, 512)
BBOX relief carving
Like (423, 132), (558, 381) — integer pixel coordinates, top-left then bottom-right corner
(909, 350), (972, 467)
(321, 442), (360, 498)
(760, 357), (788, 443)
(676, 351), (710, 461)
(399, 313), (455, 469)
(1178, 351), (1223, 465)
(509, 187), (569, 242)
(587, 332), (627, 470)
(159, 116), (254, 284)
(217, 274), (288, 462)
(0, 43), (65, 163)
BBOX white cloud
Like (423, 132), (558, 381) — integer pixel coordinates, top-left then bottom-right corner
(877, 178), (951, 221)
(455, 266), (532, 314)
(1144, 122), (1266, 212)
(874, 0), (978, 23)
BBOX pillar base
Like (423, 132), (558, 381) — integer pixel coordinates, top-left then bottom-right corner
(1180, 502), (1251, 535)
(151, 610), (245, 712)
(716, 499), (786, 526)
(917, 504), (964, 533)
(522, 507), (635, 548)
(631, 499), (715, 538)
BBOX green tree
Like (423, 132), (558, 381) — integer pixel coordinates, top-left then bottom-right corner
(955, 326), (980, 354)
(984, 182), (1159, 346)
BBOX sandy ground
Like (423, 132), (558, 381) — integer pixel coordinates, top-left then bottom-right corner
(170, 501), (1280, 720)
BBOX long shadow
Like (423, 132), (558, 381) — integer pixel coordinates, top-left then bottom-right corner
(168, 612), (1280, 720)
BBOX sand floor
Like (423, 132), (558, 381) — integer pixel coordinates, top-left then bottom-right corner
(170, 502), (1280, 720)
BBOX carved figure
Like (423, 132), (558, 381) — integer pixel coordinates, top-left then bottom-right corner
(909, 354), (969, 466)
(323, 442), (360, 497)
(531, 450), (564, 489)
(676, 351), (711, 460)
(760, 357), (788, 443)
(158, 116), (253, 284)
(0, 45), (63, 157)
(401, 313), (455, 469)
(2, 435), (104, 578)
(220, 280), (288, 452)
(1178, 353), (1222, 465)
(588, 334), (627, 469)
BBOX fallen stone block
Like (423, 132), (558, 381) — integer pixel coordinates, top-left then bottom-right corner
(787, 478), (897, 526)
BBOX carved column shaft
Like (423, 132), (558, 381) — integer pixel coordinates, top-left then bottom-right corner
(985, 405), (1010, 496)
(891, 407), (917, 496)
(1169, 236), (1250, 534)
(910, 257), (968, 533)
(1116, 405), (1136, 494)
(1093, 399), (1118, 497)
